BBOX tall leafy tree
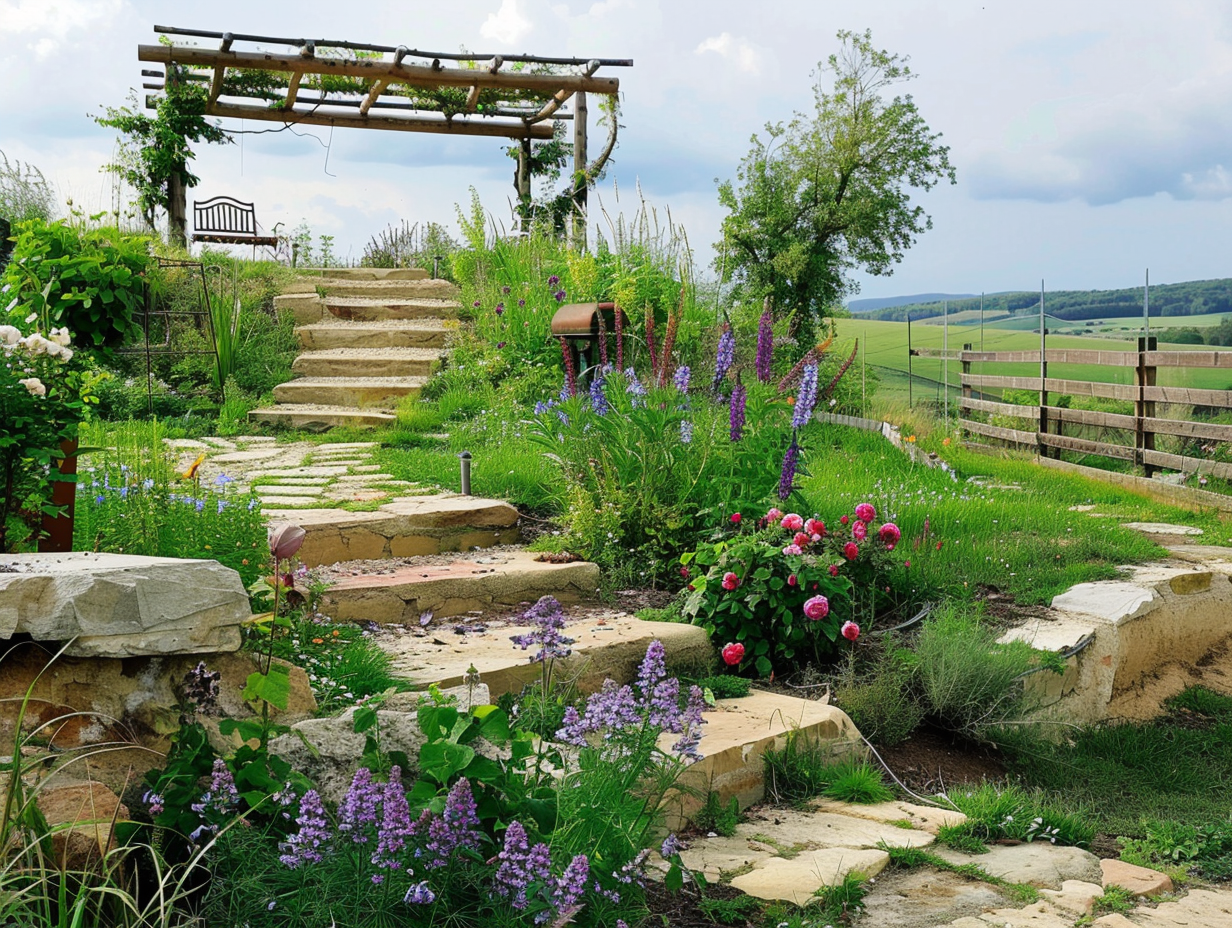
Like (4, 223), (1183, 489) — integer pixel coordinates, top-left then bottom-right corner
(716, 30), (956, 333)
(95, 66), (231, 246)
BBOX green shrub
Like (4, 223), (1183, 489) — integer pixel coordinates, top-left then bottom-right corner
(693, 791), (743, 837)
(834, 647), (924, 747)
(914, 606), (1051, 738)
(696, 675), (751, 699)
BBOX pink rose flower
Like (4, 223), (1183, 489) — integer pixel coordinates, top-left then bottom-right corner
(722, 642), (745, 666)
(721, 572), (741, 591)
(904, 560), (911, 568)
(765, 507), (784, 522)
(852, 520), (868, 541)
(879, 522), (902, 548)
(793, 532), (811, 549)
(730, 512), (742, 524)
(840, 515), (849, 526)
(788, 574), (798, 586)
(803, 595), (830, 621)
(829, 564), (840, 577)
(782, 544), (803, 556)
(805, 518), (825, 537)
(841, 621), (860, 641)
(844, 542), (859, 561)
(680, 567), (690, 579)
(855, 503), (876, 523)
(781, 513), (804, 531)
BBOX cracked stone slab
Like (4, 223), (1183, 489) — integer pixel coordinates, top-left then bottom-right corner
(809, 798), (967, 835)
(729, 847), (890, 904)
(735, 807), (935, 851)
(1122, 522), (1203, 536)
(932, 843), (1101, 890)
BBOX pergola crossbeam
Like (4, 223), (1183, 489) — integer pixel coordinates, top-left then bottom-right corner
(208, 101), (554, 139)
(284, 71), (304, 109)
(359, 79), (388, 117)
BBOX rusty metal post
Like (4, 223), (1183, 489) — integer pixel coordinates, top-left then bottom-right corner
(38, 438), (78, 553)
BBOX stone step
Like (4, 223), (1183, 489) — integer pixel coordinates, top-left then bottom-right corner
(272, 376), (427, 407)
(298, 267), (429, 281)
(369, 605), (707, 696)
(297, 319), (451, 350)
(265, 494), (522, 567)
(318, 279), (460, 300)
(325, 297), (461, 322)
(275, 292), (327, 325)
(248, 404), (397, 431)
(292, 348), (443, 379)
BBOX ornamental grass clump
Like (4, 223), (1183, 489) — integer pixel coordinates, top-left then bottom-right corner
(682, 500), (906, 677)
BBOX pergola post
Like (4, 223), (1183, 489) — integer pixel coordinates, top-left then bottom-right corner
(572, 90), (587, 249)
(516, 137), (532, 230)
(168, 172), (188, 249)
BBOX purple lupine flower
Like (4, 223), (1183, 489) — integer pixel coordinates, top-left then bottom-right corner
(712, 327), (735, 389)
(729, 381), (746, 442)
(624, 368), (647, 406)
(510, 595), (575, 663)
(673, 365), (691, 393)
(672, 685), (707, 761)
(217, 499), (227, 514)
(373, 767), (414, 869)
(560, 338), (578, 397)
(426, 778), (482, 867)
(589, 370), (609, 416)
(778, 436), (800, 501)
(552, 854), (590, 913)
(646, 676), (682, 732)
(679, 420), (693, 444)
(404, 881), (436, 905)
(790, 364), (819, 430)
(280, 790), (331, 868)
(338, 768), (382, 843)
(755, 307), (773, 382)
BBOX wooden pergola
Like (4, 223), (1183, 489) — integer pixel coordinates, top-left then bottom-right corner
(138, 25), (630, 242)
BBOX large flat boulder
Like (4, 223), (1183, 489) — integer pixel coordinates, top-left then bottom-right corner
(0, 553), (249, 657)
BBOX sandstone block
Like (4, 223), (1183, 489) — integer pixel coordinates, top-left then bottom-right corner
(1100, 858), (1174, 897)
(729, 847), (889, 904)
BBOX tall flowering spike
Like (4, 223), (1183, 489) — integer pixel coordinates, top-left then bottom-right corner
(338, 768), (382, 843)
(777, 337), (833, 394)
(778, 436), (800, 501)
(790, 364), (820, 429)
(822, 339), (859, 400)
(672, 685), (707, 761)
(493, 821), (551, 910)
(658, 307), (681, 388)
(636, 640), (667, 695)
(673, 365), (691, 393)
(729, 379), (747, 442)
(559, 337), (578, 397)
(279, 790), (331, 868)
(645, 311), (658, 382)
(596, 307), (609, 367)
(755, 304), (774, 382)
(426, 778), (482, 867)
(614, 306), (625, 370)
(373, 767), (413, 869)
(679, 419), (694, 444)
(553, 854), (591, 913)
(510, 595), (574, 663)
(712, 326), (735, 389)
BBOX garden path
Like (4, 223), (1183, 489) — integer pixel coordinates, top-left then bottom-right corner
(249, 267), (462, 430)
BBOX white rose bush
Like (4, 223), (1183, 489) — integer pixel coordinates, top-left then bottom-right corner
(0, 303), (100, 551)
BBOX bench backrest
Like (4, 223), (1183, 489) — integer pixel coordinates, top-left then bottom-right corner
(194, 196), (258, 236)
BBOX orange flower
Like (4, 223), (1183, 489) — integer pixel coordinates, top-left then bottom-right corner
(312, 638), (324, 645)
(942, 437), (951, 446)
(332, 630), (340, 637)
(181, 452), (206, 480)
(907, 434), (917, 443)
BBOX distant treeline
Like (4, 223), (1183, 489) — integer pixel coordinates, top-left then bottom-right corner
(860, 279), (1232, 323)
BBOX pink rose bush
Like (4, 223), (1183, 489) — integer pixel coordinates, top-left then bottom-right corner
(681, 500), (911, 677)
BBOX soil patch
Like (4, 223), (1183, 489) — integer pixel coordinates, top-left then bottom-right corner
(644, 879), (750, 928)
(876, 724), (1007, 795)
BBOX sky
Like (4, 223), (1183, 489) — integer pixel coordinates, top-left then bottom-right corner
(2, 0), (1231, 301)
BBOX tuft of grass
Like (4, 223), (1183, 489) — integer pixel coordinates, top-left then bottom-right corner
(692, 791), (743, 837)
(938, 783), (1094, 852)
(697, 892), (761, 925)
(764, 735), (893, 806)
(824, 760), (895, 805)
(1166, 685), (1232, 717)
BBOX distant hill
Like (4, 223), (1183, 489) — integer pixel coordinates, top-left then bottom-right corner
(859, 279), (1232, 323)
(847, 292), (976, 313)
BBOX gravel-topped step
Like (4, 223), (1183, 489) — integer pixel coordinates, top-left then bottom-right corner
(317, 279), (460, 301)
(272, 376), (427, 407)
(264, 494), (521, 567)
(292, 347), (443, 379)
(325, 297), (461, 322)
(299, 267), (429, 281)
(319, 548), (597, 624)
(248, 404), (397, 430)
(297, 319), (452, 350)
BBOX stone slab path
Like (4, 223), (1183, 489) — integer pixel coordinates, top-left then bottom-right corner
(252, 268), (462, 430)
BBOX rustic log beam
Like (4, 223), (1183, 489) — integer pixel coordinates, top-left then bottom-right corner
(140, 44), (620, 94)
(359, 79), (388, 117)
(465, 85), (481, 112)
(284, 71), (304, 109)
(207, 100), (554, 138)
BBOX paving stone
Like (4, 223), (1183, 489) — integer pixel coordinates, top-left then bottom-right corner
(676, 835), (776, 882)
(229, 435), (277, 443)
(735, 807), (935, 851)
(1100, 858), (1174, 897)
(255, 484), (327, 496)
(333, 474), (397, 483)
(729, 847), (890, 904)
(932, 843), (1102, 890)
(1051, 581), (1156, 623)
(860, 867), (1011, 928)
(308, 458), (367, 466)
(316, 442), (381, 450)
(256, 477), (333, 486)
(247, 466), (351, 478)
(809, 798), (967, 834)
(210, 448), (287, 464)
(1131, 889), (1232, 927)
(163, 439), (210, 450)
(1038, 879), (1104, 915)
(967, 901), (1075, 927)
(1121, 522), (1204, 536)
(256, 496), (323, 507)
(352, 465), (383, 473)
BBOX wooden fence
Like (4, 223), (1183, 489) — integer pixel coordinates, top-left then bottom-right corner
(956, 336), (1232, 480)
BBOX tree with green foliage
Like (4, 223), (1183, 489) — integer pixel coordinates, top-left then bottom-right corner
(716, 30), (955, 335)
(95, 67), (231, 246)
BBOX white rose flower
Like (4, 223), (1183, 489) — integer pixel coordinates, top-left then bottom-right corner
(20, 333), (54, 356)
(0, 325), (20, 346)
(49, 327), (72, 347)
(59, 347), (73, 363)
(18, 377), (46, 397)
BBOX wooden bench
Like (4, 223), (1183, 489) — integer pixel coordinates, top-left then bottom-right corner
(192, 196), (280, 249)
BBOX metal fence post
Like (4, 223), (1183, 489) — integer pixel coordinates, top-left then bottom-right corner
(1136, 336), (1157, 477)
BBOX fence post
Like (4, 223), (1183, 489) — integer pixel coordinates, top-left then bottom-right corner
(960, 344), (972, 442)
(1136, 336), (1157, 477)
(907, 315), (914, 409)
(1038, 286), (1049, 459)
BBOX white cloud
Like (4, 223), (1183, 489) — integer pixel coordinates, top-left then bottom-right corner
(0, 0), (124, 59)
(695, 32), (763, 75)
(480, 0), (533, 45)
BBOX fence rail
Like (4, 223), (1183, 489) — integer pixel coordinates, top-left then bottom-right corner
(957, 336), (1232, 478)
